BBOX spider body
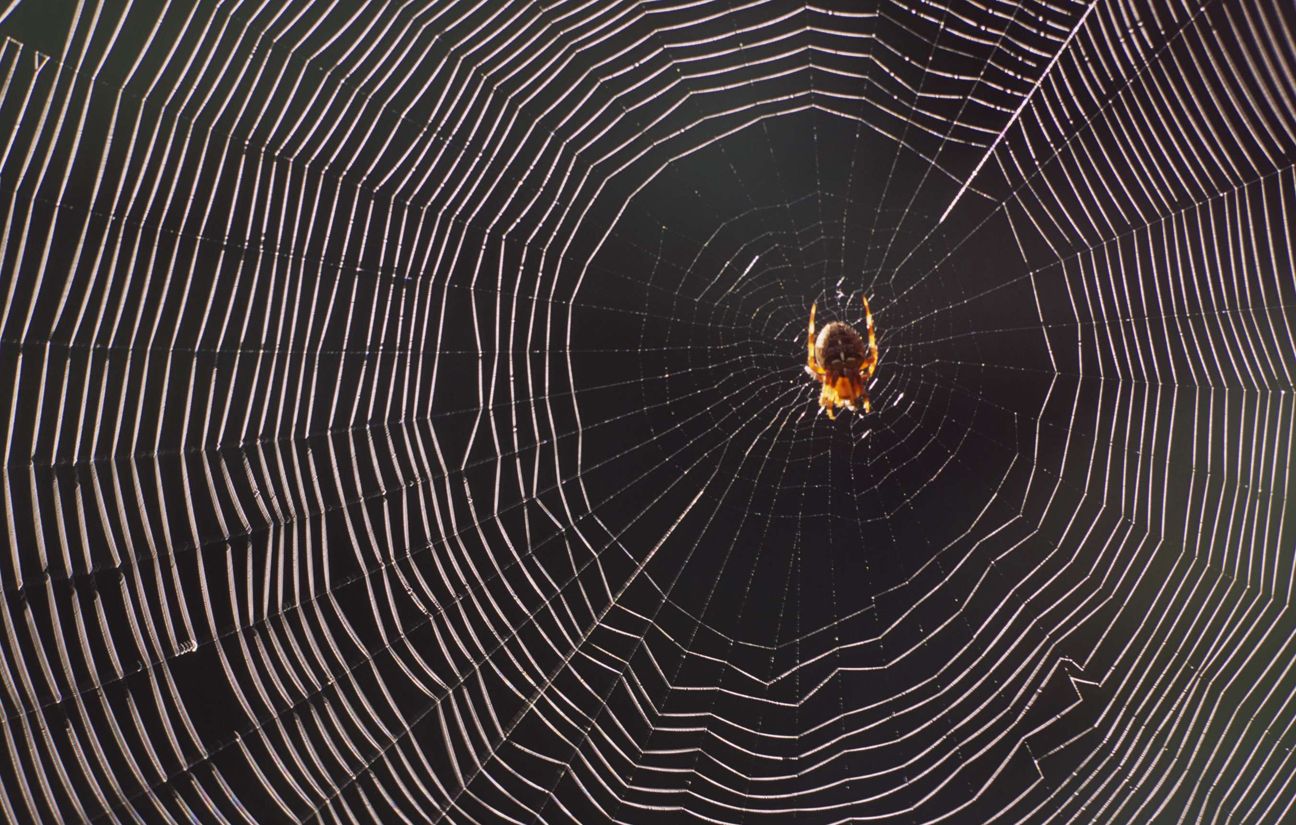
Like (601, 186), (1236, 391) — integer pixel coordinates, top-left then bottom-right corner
(805, 294), (878, 418)
(814, 322), (868, 373)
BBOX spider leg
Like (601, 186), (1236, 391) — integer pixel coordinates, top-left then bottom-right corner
(820, 381), (837, 419)
(860, 293), (878, 378)
(851, 294), (878, 416)
(806, 302), (825, 375)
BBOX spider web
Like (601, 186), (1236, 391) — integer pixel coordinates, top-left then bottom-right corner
(0, 0), (1295, 822)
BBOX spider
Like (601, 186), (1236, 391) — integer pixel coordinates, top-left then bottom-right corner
(804, 293), (878, 419)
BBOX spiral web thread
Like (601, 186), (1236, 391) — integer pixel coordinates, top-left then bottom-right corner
(0, 0), (1295, 822)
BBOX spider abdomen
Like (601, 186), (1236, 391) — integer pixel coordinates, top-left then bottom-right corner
(814, 321), (867, 375)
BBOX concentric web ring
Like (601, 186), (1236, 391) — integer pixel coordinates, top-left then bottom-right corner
(1, 0), (1295, 822)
